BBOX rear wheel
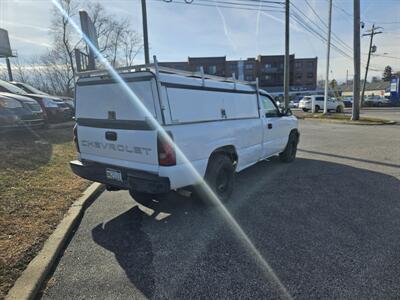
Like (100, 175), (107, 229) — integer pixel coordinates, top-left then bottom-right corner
(279, 131), (299, 163)
(314, 105), (320, 113)
(336, 105), (344, 113)
(193, 154), (235, 203)
(302, 108), (309, 112)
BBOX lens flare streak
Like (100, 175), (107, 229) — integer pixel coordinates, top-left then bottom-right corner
(50, 1), (293, 298)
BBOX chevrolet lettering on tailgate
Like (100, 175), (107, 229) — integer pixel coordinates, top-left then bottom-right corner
(81, 140), (152, 155)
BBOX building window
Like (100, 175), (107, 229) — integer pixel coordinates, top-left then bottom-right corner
(307, 72), (314, 78)
(295, 61), (302, 69)
(265, 63), (272, 69)
(265, 75), (272, 80)
(307, 61), (314, 69)
(245, 64), (253, 69)
(245, 75), (254, 81)
(208, 65), (217, 75)
(195, 65), (203, 72)
(296, 73), (302, 79)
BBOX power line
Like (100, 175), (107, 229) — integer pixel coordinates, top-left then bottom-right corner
(302, 0), (352, 52)
(154, 0), (385, 72)
(330, 0), (399, 27)
(290, 11), (382, 72)
(195, 0), (284, 9)
(210, 0), (285, 4)
(290, 2), (383, 71)
(153, 0), (285, 13)
(290, 12), (351, 60)
(163, 0), (285, 4)
(332, 1), (352, 18)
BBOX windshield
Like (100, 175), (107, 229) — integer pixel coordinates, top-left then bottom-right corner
(17, 83), (48, 95)
(0, 80), (27, 95)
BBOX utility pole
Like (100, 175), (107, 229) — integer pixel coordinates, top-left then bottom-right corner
(361, 24), (382, 106)
(283, 0), (290, 109)
(352, 0), (361, 121)
(323, 0), (332, 114)
(141, 0), (150, 64)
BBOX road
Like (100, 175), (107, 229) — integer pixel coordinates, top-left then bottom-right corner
(41, 118), (400, 300)
(292, 107), (400, 124)
(358, 107), (400, 123)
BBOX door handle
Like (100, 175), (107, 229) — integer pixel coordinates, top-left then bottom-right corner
(268, 123), (273, 129)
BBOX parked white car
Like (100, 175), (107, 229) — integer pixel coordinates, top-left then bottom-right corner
(70, 65), (299, 202)
(299, 95), (344, 113)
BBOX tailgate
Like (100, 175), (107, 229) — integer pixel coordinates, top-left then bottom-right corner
(75, 71), (161, 172)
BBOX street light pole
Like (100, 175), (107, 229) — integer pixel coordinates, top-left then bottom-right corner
(352, 0), (361, 121)
(141, 0), (150, 64)
(283, 0), (290, 109)
(323, 0), (332, 114)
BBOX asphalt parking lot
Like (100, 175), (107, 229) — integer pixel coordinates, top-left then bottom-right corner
(41, 115), (399, 299)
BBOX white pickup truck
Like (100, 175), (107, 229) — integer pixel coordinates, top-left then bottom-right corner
(70, 65), (299, 202)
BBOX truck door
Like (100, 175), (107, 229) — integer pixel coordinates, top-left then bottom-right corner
(260, 95), (287, 158)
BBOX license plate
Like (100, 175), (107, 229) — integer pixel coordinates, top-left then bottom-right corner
(106, 168), (122, 182)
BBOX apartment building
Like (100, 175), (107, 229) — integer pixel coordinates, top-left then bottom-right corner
(160, 55), (318, 92)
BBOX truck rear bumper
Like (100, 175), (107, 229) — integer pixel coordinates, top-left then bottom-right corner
(70, 160), (170, 194)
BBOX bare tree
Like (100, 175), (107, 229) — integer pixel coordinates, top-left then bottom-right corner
(13, 0), (142, 97)
(123, 30), (143, 67)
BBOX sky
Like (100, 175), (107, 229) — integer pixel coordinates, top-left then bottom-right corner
(0, 0), (399, 82)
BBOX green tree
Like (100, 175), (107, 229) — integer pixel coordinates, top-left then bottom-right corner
(330, 79), (338, 89)
(382, 65), (393, 81)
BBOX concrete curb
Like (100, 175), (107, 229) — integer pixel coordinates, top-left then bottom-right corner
(5, 182), (104, 300)
(298, 117), (396, 125)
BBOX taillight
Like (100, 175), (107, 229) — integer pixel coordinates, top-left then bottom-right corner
(157, 132), (176, 166)
(73, 124), (80, 153)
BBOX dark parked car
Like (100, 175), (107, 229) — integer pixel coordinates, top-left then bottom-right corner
(11, 81), (74, 109)
(0, 80), (73, 123)
(342, 97), (353, 108)
(0, 94), (45, 130)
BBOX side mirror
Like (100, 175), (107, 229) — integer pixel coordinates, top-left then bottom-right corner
(280, 107), (292, 116)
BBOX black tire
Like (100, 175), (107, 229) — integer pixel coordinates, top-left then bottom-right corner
(336, 105), (344, 113)
(314, 105), (320, 113)
(302, 108), (309, 112)
(279, 131), (298, 163)
(193, 154), (235, 203)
